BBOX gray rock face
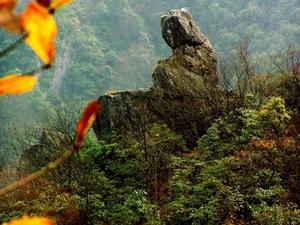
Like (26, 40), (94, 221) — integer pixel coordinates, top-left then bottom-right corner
(93, 8), (219, 146)
(161, 8), (213, 50)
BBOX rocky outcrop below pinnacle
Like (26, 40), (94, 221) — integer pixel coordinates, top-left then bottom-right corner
(93, 8), (220, 147)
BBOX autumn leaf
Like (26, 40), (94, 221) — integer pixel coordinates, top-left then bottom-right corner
(2, 216), (54, 225)
(20, 2), (57, 64)
(0, 0), (15, 10)
(0, 74), (37, 95)
(0, 0), (21, 33)
(36, 0), (72, 10)
(36, 0), (51, 8)
(75, 100), (101, 148)
(50, 0), (73, 10)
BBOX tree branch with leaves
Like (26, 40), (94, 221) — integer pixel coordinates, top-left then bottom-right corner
(0, 1), (102, 224)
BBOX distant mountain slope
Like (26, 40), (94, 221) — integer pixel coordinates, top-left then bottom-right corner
(1, 0), (299, 100)
(57, 0), (300, 100)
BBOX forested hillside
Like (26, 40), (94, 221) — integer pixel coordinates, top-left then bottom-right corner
(1, 0), (300, 99)
(1, 0), (300, 224)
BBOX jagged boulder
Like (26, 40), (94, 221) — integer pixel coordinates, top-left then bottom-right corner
(161, 8), (212, 50)
(93, 8), (220, 146)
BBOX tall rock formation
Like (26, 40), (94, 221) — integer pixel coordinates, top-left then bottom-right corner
(93, 8), (220, 146)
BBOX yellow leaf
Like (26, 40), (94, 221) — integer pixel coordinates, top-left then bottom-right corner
(50, 0), (73, 10)
(2, 216), (54, 225)
(20, 2), (57, 64)
(0, 74), (37, 95)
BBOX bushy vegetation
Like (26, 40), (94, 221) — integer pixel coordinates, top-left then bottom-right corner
(1, 0), (300, 224)
(1, 46), (300, 224)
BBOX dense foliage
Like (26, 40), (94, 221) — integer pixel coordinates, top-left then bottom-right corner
(1, 0), (300, 224)
(1, 47), (300, 224)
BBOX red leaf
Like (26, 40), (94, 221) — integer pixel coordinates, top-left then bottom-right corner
(36, 0), (51, 8)
(75, 100), (101, 148)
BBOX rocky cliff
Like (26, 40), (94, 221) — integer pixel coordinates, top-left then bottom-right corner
(93, 8), (220, 146)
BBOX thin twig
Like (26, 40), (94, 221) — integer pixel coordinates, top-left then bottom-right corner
(24, 64), (52, 75)
(0, 33), (27, 58)
(0, 146), (79, 198)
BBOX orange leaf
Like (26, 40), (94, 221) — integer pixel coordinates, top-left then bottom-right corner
(0, 74), (37, 95)
(50, 0), (73, 10)
(0, 0), (15, 10)
(2, 216), (54, 225)
(0, 0), (21, 33)
(75, 100), (101, 147)
(20, 2), (57, 64)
